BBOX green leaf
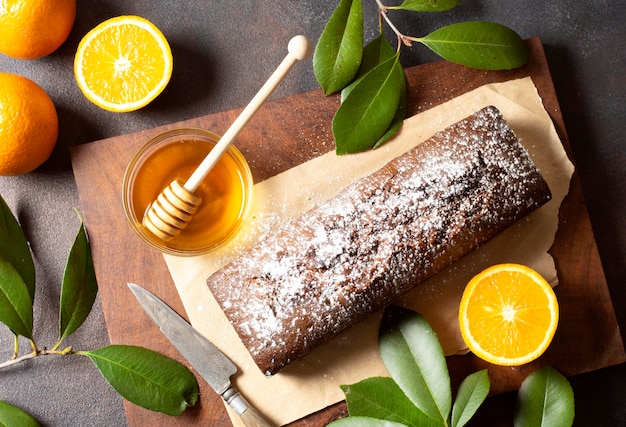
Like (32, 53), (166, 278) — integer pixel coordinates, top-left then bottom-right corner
(341, 377), (437, 426)
(340, 34), (407, 149)
(0, 400), (41, 427)
(78, 345), (199, 416)
(418, 21), (529, 70)
(451, 370), (490, 427)
(332, 52), (405, 154)
(514, 366), (575, 427)
(341, 33), (397, 103)
(329, 416), (408, 426)
(314, 0), (364, 95)
(58, 219), (98, 342)
(379, 306), (451, 424)
(0, 194), (35, 303)
(372, 75), (407, 150)
(0, 259), (34, 339)
(393, 0), (461, 12)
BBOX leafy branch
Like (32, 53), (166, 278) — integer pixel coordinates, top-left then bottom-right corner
(0, 194), (199, 423)
(314, 0), (530, 154)
(329, 306), (575, 426)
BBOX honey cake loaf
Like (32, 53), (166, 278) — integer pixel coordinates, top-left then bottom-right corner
(207, 106), (552, 375)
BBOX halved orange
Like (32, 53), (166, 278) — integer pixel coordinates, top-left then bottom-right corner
(459, 263), (559, 366)
(74, 16), (173, 112)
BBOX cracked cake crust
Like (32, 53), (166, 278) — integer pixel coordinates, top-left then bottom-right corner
(206, 106), (552, 375)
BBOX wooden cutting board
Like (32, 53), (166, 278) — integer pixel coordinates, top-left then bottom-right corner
(70, 38), (625, 426)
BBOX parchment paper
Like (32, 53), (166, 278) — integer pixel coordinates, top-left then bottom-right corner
(163, 77), (574, 426)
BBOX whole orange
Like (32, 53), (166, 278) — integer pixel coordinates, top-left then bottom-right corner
(0, 73), (58, 175)
(0, 0), (76, 59)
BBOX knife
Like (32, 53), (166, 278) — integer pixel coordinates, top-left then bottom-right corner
(127, 282), (272, 427)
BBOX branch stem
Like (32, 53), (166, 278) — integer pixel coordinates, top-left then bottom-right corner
(0, 347), (74, 369)
(0, 352), (38, 368)
(375, 0), (416, 46)
(12, 334), (18, 359)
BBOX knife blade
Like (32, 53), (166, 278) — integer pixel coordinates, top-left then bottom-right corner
(127, 282), (272, 427)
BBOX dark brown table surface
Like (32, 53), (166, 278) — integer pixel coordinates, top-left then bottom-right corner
(1, 1), (624, 426)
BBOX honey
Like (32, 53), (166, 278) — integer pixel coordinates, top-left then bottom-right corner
(123, 128), (253, 256)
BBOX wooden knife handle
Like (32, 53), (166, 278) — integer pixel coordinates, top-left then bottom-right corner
(238, 405), (273, 427)
(223, 387), (273, 427)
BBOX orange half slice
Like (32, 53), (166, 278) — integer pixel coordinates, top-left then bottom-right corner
(459, 263), (559, 366)
(74, 15), (173, 112)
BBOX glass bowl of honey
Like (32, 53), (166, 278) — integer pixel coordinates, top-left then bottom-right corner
(123, 128), (253, 256)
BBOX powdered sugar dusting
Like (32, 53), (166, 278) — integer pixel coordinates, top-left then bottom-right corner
(206, 106), (552, 375)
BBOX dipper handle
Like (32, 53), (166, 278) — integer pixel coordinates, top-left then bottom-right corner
(184, 35), (313, 192)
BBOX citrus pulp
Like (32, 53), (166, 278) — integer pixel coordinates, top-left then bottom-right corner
(74, 15), (173, 112)
(458, 263), (559, 366)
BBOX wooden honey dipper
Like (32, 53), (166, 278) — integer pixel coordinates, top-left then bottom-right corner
(142, 35), (313, 242)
